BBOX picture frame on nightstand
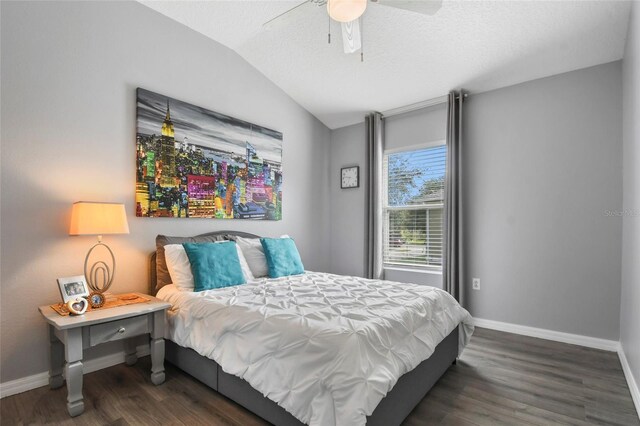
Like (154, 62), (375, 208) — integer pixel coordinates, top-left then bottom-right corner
(57, 275), (90, 303)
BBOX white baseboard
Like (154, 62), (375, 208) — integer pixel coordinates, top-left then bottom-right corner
(473, 317), (621, 352)
(0, 344), (149, 399)
(618, 346), (640, 418)
(0, 372), (50, 400)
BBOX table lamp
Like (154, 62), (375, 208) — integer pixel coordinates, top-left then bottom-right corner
(69, 202), (129, 307)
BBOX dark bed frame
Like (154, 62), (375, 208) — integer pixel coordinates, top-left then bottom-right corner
(150, 231), (458, 426)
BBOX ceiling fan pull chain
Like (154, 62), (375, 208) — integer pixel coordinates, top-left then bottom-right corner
(328, 15), (331, 44)
(360, 16), (364, 62)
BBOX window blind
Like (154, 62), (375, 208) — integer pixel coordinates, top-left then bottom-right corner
(383, 145), (446, 268)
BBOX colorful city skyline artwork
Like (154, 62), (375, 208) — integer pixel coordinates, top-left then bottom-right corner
(136, 88), (283, 220)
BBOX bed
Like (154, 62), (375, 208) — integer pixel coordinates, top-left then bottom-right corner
(150, 231), (473, 426)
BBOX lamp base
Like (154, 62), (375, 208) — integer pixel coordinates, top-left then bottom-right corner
(84, 239), (116, 293)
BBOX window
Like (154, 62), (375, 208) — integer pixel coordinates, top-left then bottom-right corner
(383, 143), (446, 269)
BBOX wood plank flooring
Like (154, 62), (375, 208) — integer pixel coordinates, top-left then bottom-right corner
(1, 327), (638, 425)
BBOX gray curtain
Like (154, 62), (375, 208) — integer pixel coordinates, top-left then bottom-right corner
(443, 91), (464, 303)
(365, 112), (384, 280)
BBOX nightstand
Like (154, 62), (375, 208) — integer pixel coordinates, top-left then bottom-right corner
(38, 294), (171, 417)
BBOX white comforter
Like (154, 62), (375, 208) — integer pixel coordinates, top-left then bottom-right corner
(158, 271), (474, 426)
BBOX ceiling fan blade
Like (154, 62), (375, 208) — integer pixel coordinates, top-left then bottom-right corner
(263, 1), (312, 31)
(341, 20), (362, 54)
(372, 0), (442, 16)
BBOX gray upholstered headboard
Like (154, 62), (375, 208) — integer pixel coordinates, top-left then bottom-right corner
(149, 230), (261, 295)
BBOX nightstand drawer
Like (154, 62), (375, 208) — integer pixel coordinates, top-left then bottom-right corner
(89, 315), (149, 346)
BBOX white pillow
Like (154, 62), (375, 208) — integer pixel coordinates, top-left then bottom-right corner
(164, 242), (254, 291)
(164, 244), (194, 291)
(235, 236), (269, 278)
(237, 247), (256, 281)
(235, 235), (291, 278)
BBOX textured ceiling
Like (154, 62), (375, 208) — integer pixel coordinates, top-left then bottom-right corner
(140, 0), (631, 129)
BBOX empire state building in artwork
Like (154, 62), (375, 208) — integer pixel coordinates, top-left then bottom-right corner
(136, 88), (283, 220)
(158, 101), (176, 186)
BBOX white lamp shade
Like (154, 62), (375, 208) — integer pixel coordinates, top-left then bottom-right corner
(328, 0), (367, 23)
(69, 202), (130, 236)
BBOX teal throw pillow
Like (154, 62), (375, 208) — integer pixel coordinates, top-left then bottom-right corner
(260, 237), (305, 278)
(182, 241), (245, 291)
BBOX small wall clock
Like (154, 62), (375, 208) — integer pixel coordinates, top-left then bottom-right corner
(341, 166), (359, 189)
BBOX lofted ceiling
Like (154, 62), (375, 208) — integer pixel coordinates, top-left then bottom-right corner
(140, 0), (631, 129)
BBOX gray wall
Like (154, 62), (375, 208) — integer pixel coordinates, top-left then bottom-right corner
(330, 124), (367, 277)
(329, 61), (624, 341)
(464, 61), (623, 340)
(621, 1), (640, 390)
(385, 105), (447, 151)
(0, 1), (331, 383)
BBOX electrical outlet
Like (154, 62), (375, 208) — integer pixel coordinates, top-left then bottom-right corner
(472, 278), (481, 290)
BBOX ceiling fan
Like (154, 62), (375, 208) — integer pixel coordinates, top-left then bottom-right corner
(263, 0), (443, 61)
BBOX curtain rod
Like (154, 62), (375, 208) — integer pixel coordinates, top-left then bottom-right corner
(381, 93), (468, 118)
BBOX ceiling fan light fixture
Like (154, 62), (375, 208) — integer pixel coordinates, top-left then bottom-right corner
(327, 0), (367, 23)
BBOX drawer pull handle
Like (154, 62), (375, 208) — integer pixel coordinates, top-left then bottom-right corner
(117, 327), (126, 334)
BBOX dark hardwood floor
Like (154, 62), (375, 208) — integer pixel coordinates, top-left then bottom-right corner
(2, 328), (638, 426)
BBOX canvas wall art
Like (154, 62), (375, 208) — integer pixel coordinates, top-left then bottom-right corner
(136, 88), (283, 220)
